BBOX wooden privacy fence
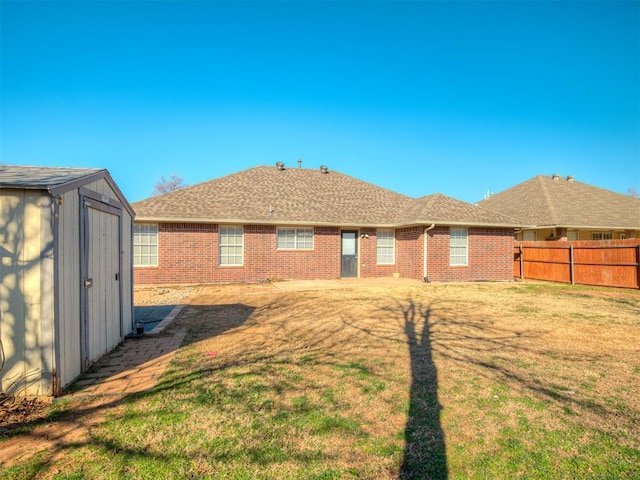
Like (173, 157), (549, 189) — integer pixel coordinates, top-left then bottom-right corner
(514, 239), (640, 289)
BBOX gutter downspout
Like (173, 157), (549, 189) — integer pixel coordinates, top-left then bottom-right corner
(423, 224), (436, 282)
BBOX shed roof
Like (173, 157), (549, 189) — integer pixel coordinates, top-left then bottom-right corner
(133, 165), (519, 227)
(477, 174), (640, 229)
(1, 165), (134, 216)
(1, 165), (104, 190)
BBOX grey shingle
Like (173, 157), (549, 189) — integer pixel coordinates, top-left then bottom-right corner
(1, 165), (104, 189)
(1, 164), (134, 216)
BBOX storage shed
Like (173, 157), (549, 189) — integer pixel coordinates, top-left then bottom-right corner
(1, 165), (134, 396)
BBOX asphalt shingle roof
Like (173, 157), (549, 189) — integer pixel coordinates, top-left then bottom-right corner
(0, 165), (104, 189)
(478, 174), (640, 229)
(1, 165), (134, 216)
(133, 165), (519, 227)
(401, 193), (518, 226)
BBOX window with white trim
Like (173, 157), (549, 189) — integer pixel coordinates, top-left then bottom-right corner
(220, 226), (243, 265)
(567, 229), (579, 241)
(523, 230), (537, 241)
(277, 228), (314, 250)
(592, 232), (612, 240)
(450, 227), (468, 266)
(376, 229), (395, 264)
(133, 224), (158, 266)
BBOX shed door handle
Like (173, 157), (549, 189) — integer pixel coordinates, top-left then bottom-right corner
(84, 278), (93, 288)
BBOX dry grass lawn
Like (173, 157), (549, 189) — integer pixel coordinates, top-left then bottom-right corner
(1, 280), (639, 479)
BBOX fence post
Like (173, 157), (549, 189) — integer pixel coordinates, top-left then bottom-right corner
(570, 245), (574, 285)
(637, 244), (640, 289)
(520, 244), (524, 280)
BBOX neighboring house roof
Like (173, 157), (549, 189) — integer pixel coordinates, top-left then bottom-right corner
(478, 174), (640, 230)
(133, 165), (519, 227)
(1, 165), (134, 215)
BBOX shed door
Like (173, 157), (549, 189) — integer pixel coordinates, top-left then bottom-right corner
(341, 230), (358, 278)
(80, 194), (122, 370)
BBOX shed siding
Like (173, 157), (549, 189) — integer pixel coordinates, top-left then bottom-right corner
(120, 211), (133, 336)
(56, 188), (82, 389)
(39, 193), (55, 395)
(0, 190), (54, 395)
(84, 179), (117, 198)
(0, 190), (26, 395)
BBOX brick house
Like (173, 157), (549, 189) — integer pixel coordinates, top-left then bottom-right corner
(478, 174), (640, 241)
(132, 164), (519, 285)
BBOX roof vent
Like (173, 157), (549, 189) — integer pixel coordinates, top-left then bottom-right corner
(567, 175), (574, 182)
(276, 161), (285, 171)
(551, 173), (560, 180)
(320, 165), (328, 174)
(297, 158), (302, 169)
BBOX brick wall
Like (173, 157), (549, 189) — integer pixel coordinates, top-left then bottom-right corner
(359, 227), (398, 278)
(135, 223), (344, 284)
(134, 223), (514, 285)
(245, 225), (342, 281)
(426, 226), (514, 282)
(397, 226), (424, 279)
(134, 223), (217, 284)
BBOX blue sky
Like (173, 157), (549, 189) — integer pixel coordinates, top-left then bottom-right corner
(1, 0), (638, 203)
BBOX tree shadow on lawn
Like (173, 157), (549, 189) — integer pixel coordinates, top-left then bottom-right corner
(363, 296), (619, 480)
(2, 293), (627, 478)
(340, 297), (448, 479)
(399, 299), (448, 480)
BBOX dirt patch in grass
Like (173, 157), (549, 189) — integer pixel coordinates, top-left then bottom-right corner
(0, 396), (49, 436)
(134, 284), (197, 305)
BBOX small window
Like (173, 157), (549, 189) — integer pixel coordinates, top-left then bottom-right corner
(376, 229), (395, 264)
(277, 228), (314, 250)
(220, 226), (243, 266)
(133, 224), (158, 266)
(450, 227), (468, 266)
(523, 230), (537, 241)
(567, 229), (579, 241)
(620, 234), (627, 240)
(592, 232), (612, 240)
